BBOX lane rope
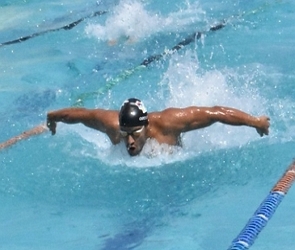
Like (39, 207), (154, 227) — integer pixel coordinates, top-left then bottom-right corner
(227, 160), (295, 250)
(0, 10), (107, 47)
(0, 124), (47, 150)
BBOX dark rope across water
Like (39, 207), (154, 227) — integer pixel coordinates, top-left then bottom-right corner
(0, 10), (107, 47)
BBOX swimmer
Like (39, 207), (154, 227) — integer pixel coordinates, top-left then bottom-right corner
(47, 98), (270, 156)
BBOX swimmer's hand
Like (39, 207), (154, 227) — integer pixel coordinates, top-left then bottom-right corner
(46, 114), (56, 135)
(255, 116), (270, 137)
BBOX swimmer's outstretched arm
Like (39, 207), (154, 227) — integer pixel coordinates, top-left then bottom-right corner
(47, 108), (118, 135)
(162, 106), (270, 137)
(204, 106), (270, 136)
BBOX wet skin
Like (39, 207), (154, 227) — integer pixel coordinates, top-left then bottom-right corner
(47, 106), (270, 157)
(120, 126), (147, 156)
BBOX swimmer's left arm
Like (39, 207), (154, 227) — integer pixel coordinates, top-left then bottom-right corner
(163, 106), (270, 137)
(203, 106), (270, 136)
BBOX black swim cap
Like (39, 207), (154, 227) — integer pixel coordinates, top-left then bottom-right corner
(119, 98), (149, 127)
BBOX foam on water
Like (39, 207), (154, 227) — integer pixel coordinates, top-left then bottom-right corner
(85, 0), (205, 44)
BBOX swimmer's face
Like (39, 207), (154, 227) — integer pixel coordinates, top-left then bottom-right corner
(120, 126), (147, 156)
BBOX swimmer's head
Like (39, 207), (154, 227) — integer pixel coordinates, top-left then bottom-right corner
(119, 98), (149, 127)
(119, 98), (149, 156)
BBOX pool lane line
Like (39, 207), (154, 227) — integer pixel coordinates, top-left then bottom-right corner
(72, 20), (226, 107)
(0, 124), (47, 150)
(0, 10), (107, 47)
(141, 22), (225, 66)
(227, 160), (295, 250)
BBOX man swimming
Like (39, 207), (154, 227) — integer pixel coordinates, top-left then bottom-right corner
(46, 98), (270, 156)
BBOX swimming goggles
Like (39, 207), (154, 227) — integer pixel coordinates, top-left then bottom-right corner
(120, 126), (144, 137)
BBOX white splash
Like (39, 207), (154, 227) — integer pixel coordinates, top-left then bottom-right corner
(85, 0), (205, 44)
(155, 49), (269, 153)
(66, 123), (190, 167)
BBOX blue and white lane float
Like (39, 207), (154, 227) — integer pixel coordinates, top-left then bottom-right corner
(228, 160), (295, 250)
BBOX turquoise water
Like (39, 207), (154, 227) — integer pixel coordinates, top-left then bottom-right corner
(1, 0), (295, 249)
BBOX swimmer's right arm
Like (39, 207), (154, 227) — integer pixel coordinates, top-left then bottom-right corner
(47, 108), (97, 135)
(46, 108), (119, 135)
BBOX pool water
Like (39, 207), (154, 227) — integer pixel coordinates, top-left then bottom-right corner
(1, 0), (295, 249)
